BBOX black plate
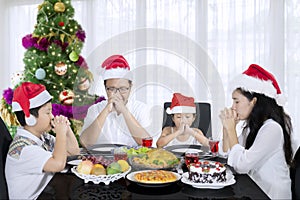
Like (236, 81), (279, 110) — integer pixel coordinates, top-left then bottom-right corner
(127, 181), (181, 195)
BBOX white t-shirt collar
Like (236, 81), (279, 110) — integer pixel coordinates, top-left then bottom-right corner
(16, 127), (44, 146)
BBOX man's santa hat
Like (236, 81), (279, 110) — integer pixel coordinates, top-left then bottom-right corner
(12, 82), (52, 126)
(230, 64), (286, 106)
(101, 55), (132, 80)
(166, 93), (196, 114)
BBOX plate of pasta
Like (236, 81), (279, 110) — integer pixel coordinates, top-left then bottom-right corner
(126, 170), (181, 187)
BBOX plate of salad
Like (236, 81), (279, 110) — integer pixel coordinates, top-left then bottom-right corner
(123, 146), (152, 158)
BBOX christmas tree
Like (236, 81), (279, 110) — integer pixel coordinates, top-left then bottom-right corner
(1, 0), (104, 141)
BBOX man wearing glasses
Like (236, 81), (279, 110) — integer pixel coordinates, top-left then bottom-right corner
(80, 55), (151, 147)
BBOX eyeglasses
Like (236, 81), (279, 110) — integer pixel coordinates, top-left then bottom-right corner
(106, 87), (130, 94)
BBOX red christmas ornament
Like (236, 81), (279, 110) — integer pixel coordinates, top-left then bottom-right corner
(58, 21), (65, 27)
(62, 91), (68, 96)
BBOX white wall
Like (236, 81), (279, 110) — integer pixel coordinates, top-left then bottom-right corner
(0, 0), (8, 94)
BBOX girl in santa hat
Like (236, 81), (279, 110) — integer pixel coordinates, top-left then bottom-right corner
(219, 64), (293, 199)
(5, 82), (79, 200)
(156, 93), (209, 148)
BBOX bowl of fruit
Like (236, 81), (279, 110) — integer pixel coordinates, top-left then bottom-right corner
(71, 155), (131, 185)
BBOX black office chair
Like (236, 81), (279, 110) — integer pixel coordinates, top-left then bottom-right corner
(291, 147), (300, 199)
(162, 102), (212, 138)
(0, 117), (12, 199)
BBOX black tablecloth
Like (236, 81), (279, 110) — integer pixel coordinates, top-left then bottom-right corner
(39, 161), (270, 199)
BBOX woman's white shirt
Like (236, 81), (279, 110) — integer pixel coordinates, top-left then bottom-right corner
(227, 119), (291, 199)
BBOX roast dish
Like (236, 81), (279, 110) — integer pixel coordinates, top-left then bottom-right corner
(131, 148), (179, 169)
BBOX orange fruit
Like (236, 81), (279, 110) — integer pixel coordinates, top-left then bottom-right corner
(91, 164), (106, 175)
(94, 164), (104, 169)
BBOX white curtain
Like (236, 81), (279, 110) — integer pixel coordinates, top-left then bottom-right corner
(1, 0), (299, 151)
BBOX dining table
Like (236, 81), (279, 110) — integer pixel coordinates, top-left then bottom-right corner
(38, 144), (270, 200)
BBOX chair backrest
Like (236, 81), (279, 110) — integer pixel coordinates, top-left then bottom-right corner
(162, 102), (212, 138)
(0, 117), (12, 199)
(291, 147), (300, 199)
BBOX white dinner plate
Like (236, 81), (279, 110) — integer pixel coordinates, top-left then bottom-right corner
(92, 147), (115, 152)
(172, 148), (203, 154)
(126, 170), (181, 187)
(87, 144), (125, 154)
(164, 144), (206, 156)
(67, 159), (82, 166)
(181, 171), (236, 189)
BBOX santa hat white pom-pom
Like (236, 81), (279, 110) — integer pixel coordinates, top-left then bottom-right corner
(166, 107), (172, 114)
(276, 94), (287, 107)
(25, 115), (37, 126)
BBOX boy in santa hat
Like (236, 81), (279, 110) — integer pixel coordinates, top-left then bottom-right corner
(80, 55), (151, 147)
(219, 64), (292, 199)
(5, 82), (79, 200)
(156, 93), (209, 148)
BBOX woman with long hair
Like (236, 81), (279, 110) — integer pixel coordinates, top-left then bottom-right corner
(220, 64), (293, 199)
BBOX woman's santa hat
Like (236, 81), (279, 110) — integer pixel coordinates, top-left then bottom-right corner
(101, 55), (132, 80)
(231, 64), (286, 106)
(12, 82), (52, 126)
(166, 93), (196, 114)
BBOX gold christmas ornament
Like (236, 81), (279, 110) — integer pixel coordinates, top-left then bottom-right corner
(55, 62), (67, 76)
(59, 90), (75, 105)
(0, 101), (19, 127)
(54, 2), (66, 13)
